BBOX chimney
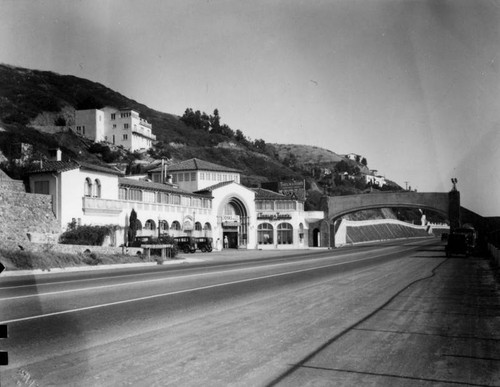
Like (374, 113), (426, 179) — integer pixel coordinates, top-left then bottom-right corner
(161, 159), (165, 183)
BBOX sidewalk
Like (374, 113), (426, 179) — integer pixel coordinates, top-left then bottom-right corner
(276, 254), (500, 386)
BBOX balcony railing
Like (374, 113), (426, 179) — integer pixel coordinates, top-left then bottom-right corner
(139, 119), (152, 128)
(82, 196), (212, 216)
(132, 126), (156, 140)
(82, 197), (123, 216)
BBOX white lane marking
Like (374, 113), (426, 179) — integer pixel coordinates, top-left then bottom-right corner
(0, 249), (432, 324)
(0, 245), (425, 301)
(0, 240), (433, 291)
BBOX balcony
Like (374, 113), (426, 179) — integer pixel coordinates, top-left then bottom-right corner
(132, 126), (156, 140)
(139, 118), (152, 128)
(82, 197), (123, 216)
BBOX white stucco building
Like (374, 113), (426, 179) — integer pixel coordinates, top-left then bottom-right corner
(362, 172), (386, 188)
(28, 158), (323, 250)
(74, 107), (156, 152)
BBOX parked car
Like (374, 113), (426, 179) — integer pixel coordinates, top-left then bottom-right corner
(195, 237), (213, 252)
(174, 236), (197, 253)
(129, 236), (153, 247)
(445, 233), (472, 257)
(454, 227), (477, 249)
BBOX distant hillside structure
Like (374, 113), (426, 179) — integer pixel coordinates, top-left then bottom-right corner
(344, 153), (363, 162)
(363, 170), (386, 188)
(74, 107), (156, 152)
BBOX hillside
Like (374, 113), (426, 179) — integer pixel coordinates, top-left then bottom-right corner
(0, 63), (401, 206)
(272, 143), (344, 165)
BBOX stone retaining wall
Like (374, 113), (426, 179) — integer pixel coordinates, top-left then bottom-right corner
(0, 177), (61, 245)
(0, 179), (26, 193)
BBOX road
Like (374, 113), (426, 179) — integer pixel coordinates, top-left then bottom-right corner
(0, 239), (498, 386)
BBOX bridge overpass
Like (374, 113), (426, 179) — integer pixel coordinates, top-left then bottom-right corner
(320, 192), (451, 221)
(310, 190), (495, 249)
(309, 190), (475, 248)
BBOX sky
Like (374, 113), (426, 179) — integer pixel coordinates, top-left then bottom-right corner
(1, 0), (499, 216)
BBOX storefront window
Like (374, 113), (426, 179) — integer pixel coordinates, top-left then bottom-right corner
(277, 222), (293, 244)
(256, 201), (274, 210)
(258, 223), (273, 244)
(276, 201), (296, 210)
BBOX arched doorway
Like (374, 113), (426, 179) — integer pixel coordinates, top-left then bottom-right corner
(220, 197), (249, 249)
(313, 228), (321, 247)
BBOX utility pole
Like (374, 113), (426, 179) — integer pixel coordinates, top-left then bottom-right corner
(404, 181), (409, 190)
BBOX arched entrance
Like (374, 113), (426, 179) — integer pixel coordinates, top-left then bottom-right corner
(313, 228), (321, 247)
(220, 197), (249, 249)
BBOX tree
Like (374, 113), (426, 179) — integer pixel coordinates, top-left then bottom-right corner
(361, 157), (368, 166)
(235, 129), (250, 146)
(128, 209), (138, 244)
(253, 138), (266, 153)
(54, 116), (67, 126)
(209, 109), (220, 132)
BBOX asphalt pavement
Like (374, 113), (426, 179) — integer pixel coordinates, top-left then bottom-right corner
(270, 252), (500, 386)
(1, 241), (499, 385)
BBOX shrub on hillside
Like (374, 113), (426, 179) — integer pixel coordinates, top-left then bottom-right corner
(88, 142), (122, 163)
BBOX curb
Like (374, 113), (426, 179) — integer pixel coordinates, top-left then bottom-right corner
(1, 257), (207, 277)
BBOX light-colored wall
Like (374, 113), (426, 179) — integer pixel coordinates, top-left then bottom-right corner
(169, 170), (241, 192)
(211, 183), (257, 249)
(58, 169), (120, 229)
(75, 107), (154, 151)
(29, 168), (319, 249)
(74, 109), (106, 141)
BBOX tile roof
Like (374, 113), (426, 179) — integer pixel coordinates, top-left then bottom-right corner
(79, 162), (124, 175)
(119, 177), (212, 198)
(28, 161), (80, 174)
(194, 181), (235, 193)
(150, 158), (241, 173)
(28, 161), (123, 175)
(252, 187), (296, 201)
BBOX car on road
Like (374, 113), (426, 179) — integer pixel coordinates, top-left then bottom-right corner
(454, 227), (477, 249)
(195, 237), (213, 252)
(174, 236), (197, 253)
(445, 233), (472, 257)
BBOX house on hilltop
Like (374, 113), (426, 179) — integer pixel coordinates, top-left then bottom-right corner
(73, 107), (156, 152)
